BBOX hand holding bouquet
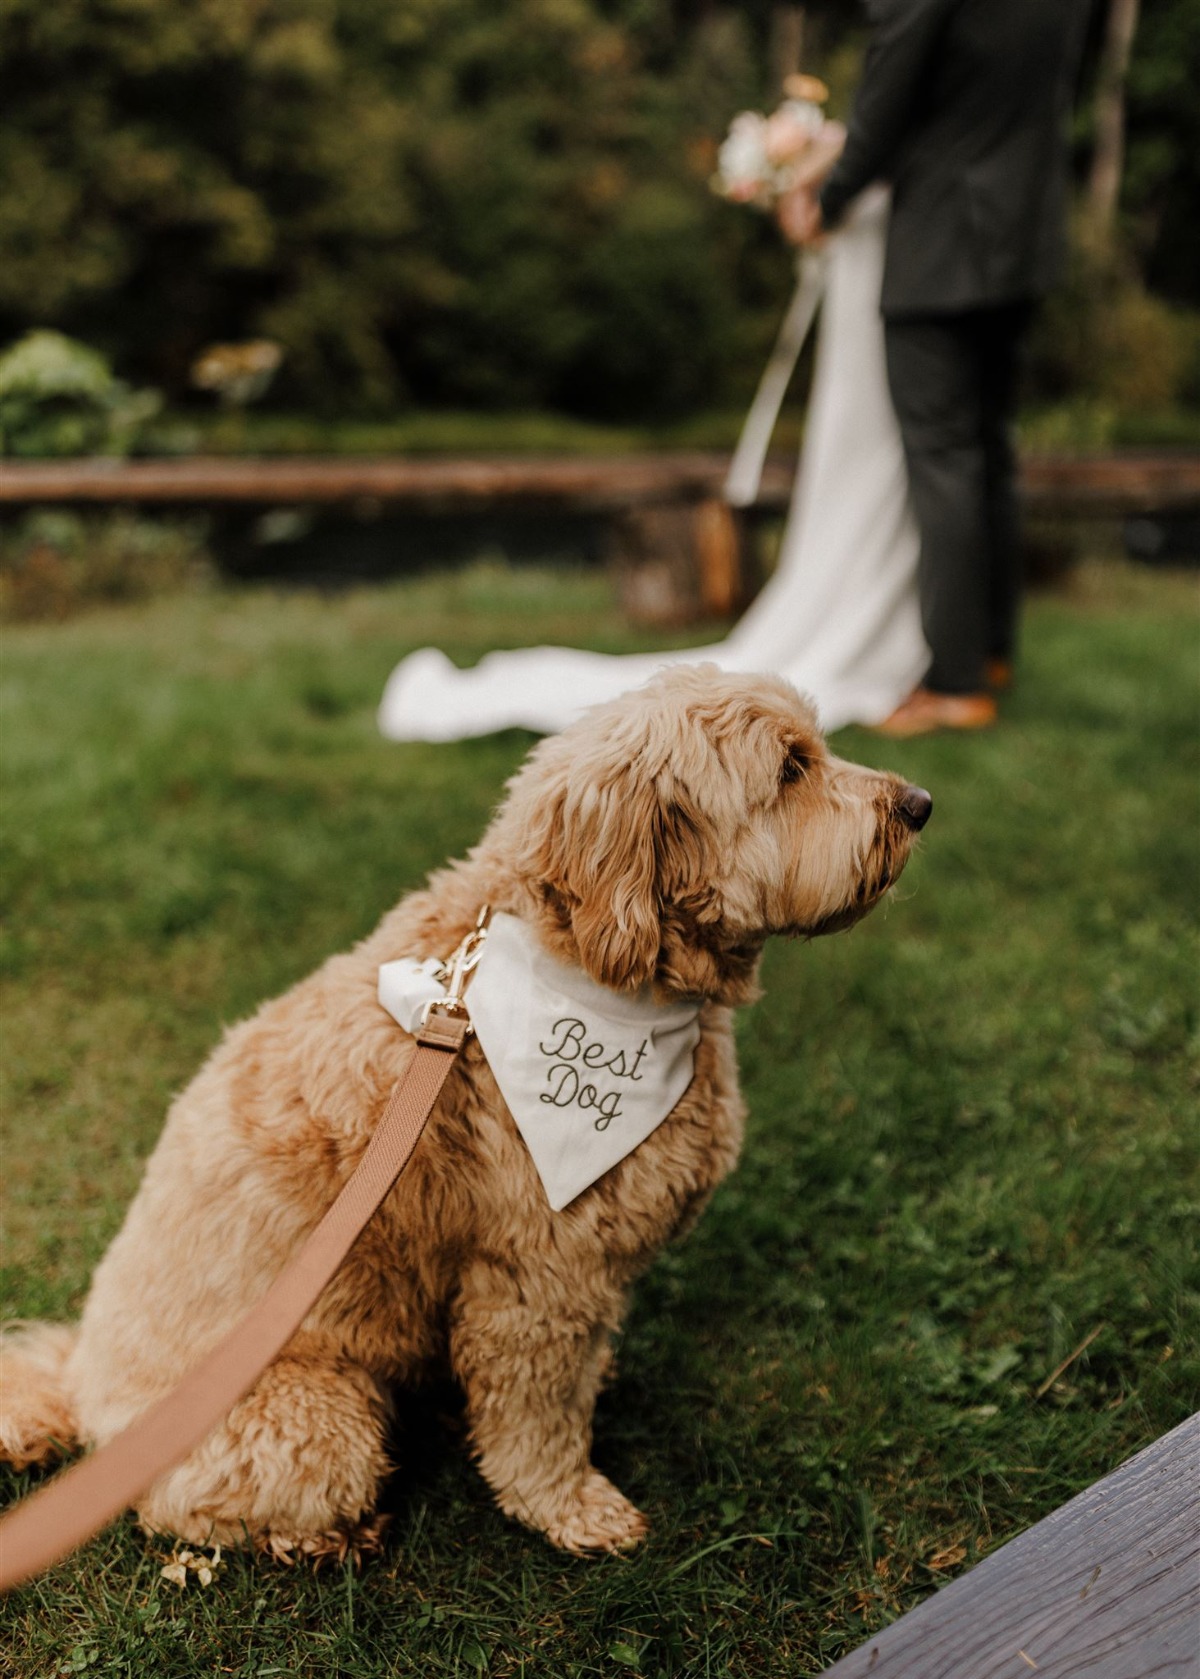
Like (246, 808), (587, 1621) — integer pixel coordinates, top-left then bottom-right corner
(713, 75), (845, 213)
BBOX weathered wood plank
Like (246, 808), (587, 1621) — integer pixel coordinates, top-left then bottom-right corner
(822, 1412), (1199, 1679)
(1020, 455), (1200, 517)
(0, 452), (779, 510)
(1, 451), (1196, 516)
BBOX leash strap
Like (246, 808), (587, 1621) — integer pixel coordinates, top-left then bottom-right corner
(0, 1013), (469, 1592)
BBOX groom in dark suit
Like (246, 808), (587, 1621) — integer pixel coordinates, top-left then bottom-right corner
(784, 0), (1092, 734)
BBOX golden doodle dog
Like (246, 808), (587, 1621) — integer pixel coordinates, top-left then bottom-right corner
(1, 666), (931, 1558)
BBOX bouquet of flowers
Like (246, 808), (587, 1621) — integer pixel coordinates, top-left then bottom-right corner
(712, 74), (845, 210)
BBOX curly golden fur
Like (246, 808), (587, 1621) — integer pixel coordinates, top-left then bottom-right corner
(1, 666), (929, 1557)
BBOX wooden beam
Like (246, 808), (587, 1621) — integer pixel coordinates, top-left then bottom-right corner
(1019, 454), (1200, 517)
(2, 451), (1196, 517)
(821, 1412), (1199, 1678)
(0, 453), (779, 510)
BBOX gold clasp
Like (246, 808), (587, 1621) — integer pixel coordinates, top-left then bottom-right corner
(422, 905), (491, 1034)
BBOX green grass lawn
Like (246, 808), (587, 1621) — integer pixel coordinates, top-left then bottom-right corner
(1, 558), (1197, 1678)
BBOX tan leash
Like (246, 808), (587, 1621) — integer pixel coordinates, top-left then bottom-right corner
(0, 917), (487, 1593)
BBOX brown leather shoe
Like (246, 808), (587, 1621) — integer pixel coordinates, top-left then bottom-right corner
(873, 688), (998, 739)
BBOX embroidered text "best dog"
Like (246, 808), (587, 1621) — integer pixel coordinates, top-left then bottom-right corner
(537, 1016), (653, 1130)
(468, 913), (701, 1210)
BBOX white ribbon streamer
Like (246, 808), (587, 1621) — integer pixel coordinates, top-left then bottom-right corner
(724, 248), (828, 507)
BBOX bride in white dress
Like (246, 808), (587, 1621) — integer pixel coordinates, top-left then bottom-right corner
(378, 186), (927, 743)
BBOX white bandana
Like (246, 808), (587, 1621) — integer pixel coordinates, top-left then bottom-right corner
(378, 913), (701, 1211)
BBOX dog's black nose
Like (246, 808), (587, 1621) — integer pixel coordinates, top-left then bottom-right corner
(897, 785), (933, 831)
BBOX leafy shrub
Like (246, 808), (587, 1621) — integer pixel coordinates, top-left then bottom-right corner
(0, 331), (162, 458)
(0, 510), (213, 620)
(1027, 227), (1198, 415)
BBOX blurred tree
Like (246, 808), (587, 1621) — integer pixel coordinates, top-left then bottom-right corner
(379, 1), (766, 416)
(1122, 0), (1200, 304)
(0, 0), (782, 415)
(1086, 0), (1140, 245)
(0, 0), (422, 405)
(0, 0), (1192, 419)
(1015, 0), (1198, 425)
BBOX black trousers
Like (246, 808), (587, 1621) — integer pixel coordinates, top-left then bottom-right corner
(884, 302), (1034, 694)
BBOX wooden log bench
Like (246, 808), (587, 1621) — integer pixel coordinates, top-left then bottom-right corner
(821, 1412), (1199, 1678)
(2, 451), (1197, 623)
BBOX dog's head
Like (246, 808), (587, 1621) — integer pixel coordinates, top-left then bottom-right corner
(484, 666), (930, 1004)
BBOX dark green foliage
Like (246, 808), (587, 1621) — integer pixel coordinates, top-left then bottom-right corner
(0, 0), (786, 416)
(1124, 0), (1200, 304)
(0, 331), (162, 458)
(1026, 222), (1199, 417)
(0, 509), (214, 621)
(3, 0), (1192, 419)
(1, 559), (1196, 1675)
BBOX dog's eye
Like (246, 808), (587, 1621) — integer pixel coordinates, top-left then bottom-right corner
(780, 747), (810, 786)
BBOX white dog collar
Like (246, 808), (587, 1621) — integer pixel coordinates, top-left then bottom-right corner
(378, 912), (700, 1211)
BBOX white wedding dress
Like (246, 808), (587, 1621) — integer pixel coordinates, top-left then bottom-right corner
(378, 188), (927, 742)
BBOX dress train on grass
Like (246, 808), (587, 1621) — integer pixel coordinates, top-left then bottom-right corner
(378, 187), (926, 743)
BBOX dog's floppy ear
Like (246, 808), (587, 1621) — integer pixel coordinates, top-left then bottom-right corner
(569, 774), (662, 992)
(520, 753), (663, 993)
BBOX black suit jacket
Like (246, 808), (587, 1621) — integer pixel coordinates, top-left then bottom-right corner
(819, 0), (1092, 316)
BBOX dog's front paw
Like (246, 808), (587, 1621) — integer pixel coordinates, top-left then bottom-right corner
(257, 1511), (391, 1568)
(545, 1470), (649, 1555)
